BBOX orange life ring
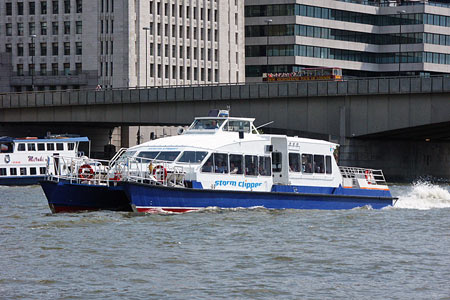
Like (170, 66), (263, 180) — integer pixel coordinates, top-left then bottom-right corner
(152, 165), (167, 182)
(78, 164), (94, 180)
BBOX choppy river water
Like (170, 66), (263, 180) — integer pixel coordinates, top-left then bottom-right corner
(1, 183), (449, 299)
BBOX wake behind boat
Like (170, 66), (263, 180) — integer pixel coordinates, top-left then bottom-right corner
(40, 110), (397, 213)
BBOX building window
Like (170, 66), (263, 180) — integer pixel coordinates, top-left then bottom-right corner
(6, 23), (12, 36)
(29, 2), (35, 15)
(40, 43), (47, 56)
(29, 64), (35, 76)
(29, 22), (36, 35)
(52, 42), (58, 55)
(40, 63), (47, 75)
(64, 42), (70, 55)
(52, 0), (58, 13)
(52, 22), (58, 35)
(76, 0), (82, 13)
(6, 3), (12, 15)
(5, 44), (12, 53)
(64, 21), (70, 34)
(18, 23), (24, 36)
(41, 22), (47, 35)
(17, 64), (24, 76)
(17, 44), (24, 56)
(52, 63), (58, 75)
(75, 42), (82, 55)
(64, 0), (70, 13)
(17, 2), (24, 15)
(75, 63), (82, 74)
(29, 43), (35, 56)
(41, 1), (47, 14)
(63, 63), (70, 75)
(76, 21), (82, 34)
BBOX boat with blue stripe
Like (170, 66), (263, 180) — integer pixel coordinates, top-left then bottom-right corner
(40, 110), (397, 213)
(0, 135), (89, 186)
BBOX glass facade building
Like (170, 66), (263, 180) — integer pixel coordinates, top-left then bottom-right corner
(245, 0), (450, 80)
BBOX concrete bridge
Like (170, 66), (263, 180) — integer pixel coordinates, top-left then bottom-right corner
(1, 76), (449, 181)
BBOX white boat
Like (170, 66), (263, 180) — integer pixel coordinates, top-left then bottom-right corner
(40, 110), (396, 213)
(0, 135), (89, 185)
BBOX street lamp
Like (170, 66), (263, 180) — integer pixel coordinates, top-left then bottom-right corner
(30, 34), (36, 91)
(139, 27), (151, 145)
(265, 19), (272, 75)
(397, 10), (406, 77)
(142, 27), (150, 88)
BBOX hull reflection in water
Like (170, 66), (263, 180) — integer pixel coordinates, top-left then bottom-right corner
(40, 180), (132, 213)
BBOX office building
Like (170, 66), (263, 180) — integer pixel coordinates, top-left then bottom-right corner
(245, 0), (450, 81)
(0, 0), (245, 92)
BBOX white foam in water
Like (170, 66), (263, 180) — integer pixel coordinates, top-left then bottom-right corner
(394, 182), (450, 210)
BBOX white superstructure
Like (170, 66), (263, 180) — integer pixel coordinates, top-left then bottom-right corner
(0, 136), (89, 183)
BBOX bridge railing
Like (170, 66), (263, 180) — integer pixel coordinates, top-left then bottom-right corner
(2, 75), (450, 109)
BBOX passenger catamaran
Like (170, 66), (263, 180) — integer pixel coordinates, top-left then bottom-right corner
(0, 135), (89, 185)
(40, 110), (396, 213)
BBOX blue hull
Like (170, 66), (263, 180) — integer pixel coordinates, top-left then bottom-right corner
(40, 180), (132, 213)
(122, 182), (396, 213)
(0, 176), (46, 186)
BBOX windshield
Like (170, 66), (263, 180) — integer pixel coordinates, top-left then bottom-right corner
(189, 119), (225, 130)
(177, 151), (208, 164)
(222, 120), (251, 133)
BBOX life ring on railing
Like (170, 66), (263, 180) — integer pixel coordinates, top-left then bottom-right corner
(109, 172), (122, 181)
(152, 165), (167, 182)
(78, 164), (94, 180)
(364, 170), (374, 184)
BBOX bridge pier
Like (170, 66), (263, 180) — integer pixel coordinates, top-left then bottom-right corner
(340, 139), (450, 183)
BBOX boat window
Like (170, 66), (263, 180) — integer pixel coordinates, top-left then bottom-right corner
(223, 120), (251, 133)
(27, 143), (36, 151)
(136, 151), (160, 163)
(245, 155), (258, 176)
(40, 167), (46, 175)
(68, 143), (75, 151)
(10, 168), (17, 176)
(155, 151), (181, 162)
(201, 155), (214, 173)
(30, 167), (37, 175)
(272, 152), (282, 172)
(288, 153), (301, 172)
(0, 168), (6, 176)
(313, 155), (325, 174)
(230, 154), (243, 174)
(18, 143), (26, 151)
(178, 151), (208, 164)
(214, 153), (229, 174)
(302, 154), (313, 173)
(259, 156), (271, 176)
(20, 168), (27, 175)
(0, 143), (13, 153)
(190, 119), (225, 130)
(47, 143), (55, 151)
(56, 143), (64, 151)
(326, 156), (332, 174)
(37, 143), (45, 151)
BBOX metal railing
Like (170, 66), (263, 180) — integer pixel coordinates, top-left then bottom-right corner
(46, 154), (186, 188)
(339, 166), (387, 186)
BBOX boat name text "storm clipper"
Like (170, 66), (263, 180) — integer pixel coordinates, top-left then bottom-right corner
(215, 180), (263, 189)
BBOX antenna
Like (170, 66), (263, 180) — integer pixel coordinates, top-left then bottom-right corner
(255, 121), (274, 130)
